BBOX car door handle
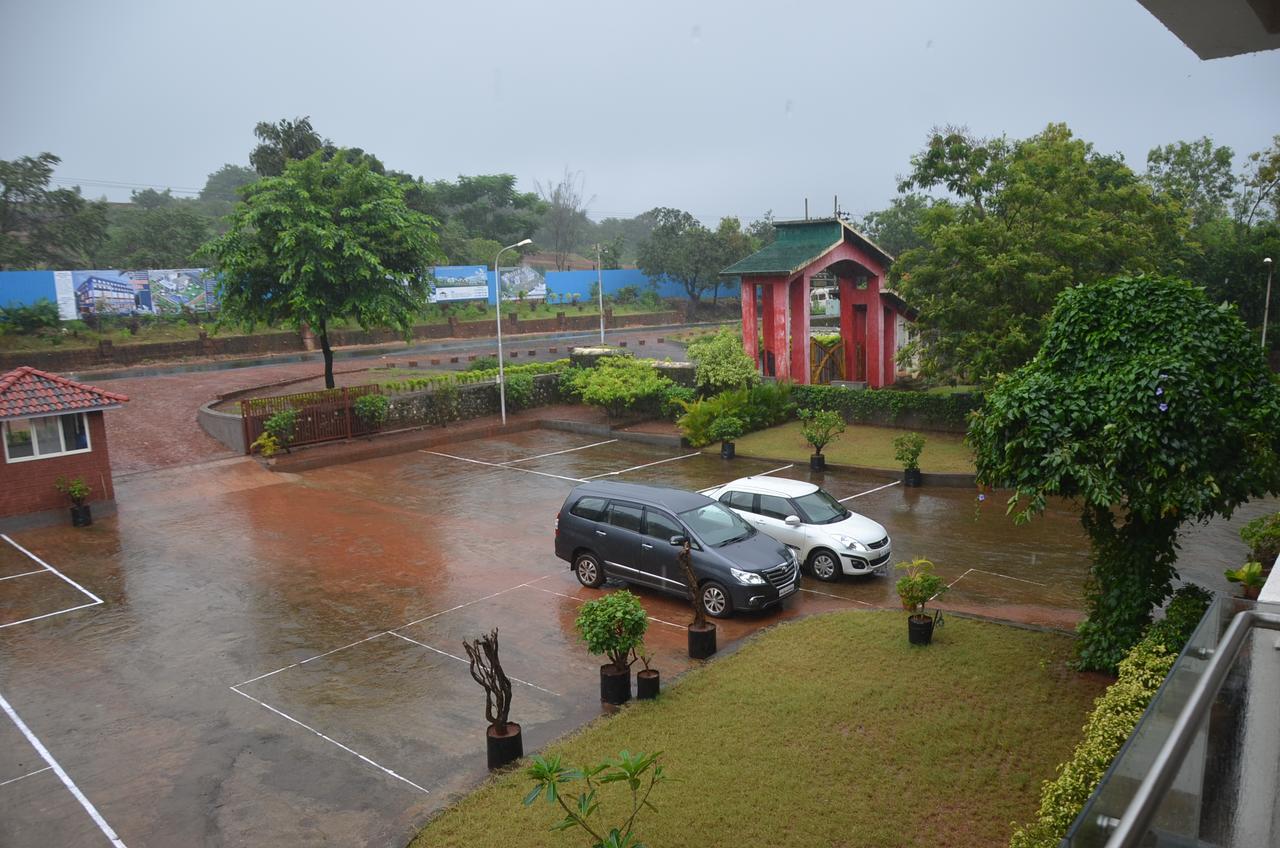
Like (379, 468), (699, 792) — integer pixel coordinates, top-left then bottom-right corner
(595, 530), (607, 537)
(641, 543), (653, 550)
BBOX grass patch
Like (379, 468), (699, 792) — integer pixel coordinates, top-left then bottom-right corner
(731, 421), (975, 473)
(925, 384), (982, 395)
(412, 612), (1103, 848)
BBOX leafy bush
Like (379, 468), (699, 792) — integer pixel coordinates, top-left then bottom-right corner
(792, 384), (982, 430)
(799, 408), (845, 454)
(353, 393), (389, 428)
(659, 384), (696, 420)
(894, 558), (945, 617)
(524, 751), (667, 847)
(250, 432), (282, 457)
(1241, 512), (1280, 566)
(504, 372), (534, 410)
(1009, 585), (1212, 848)
(381, 359), (568, 394)
(892, 432), (926, 471)
(687, 327), (758, 394)
(574, 590), (649, 672)
(431, 383), (461, 426)
(707, 414), (746, 445)
(0, 299), (61, 333)
(467, 356), (499, 371)
(1224, 561), (1265, 592)
(744, 382), (795, 429)
(54, 476), (91, 506)
(612, 284), (642, 305)
(263, 409), (298, 446)
(563, 357), (674, 418)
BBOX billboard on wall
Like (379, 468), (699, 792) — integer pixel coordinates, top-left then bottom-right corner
(71, 268), (216, 316)
(429, 265), (488, 302)
(499, 265), (546, 300)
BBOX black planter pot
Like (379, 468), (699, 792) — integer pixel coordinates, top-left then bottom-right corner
(809, 453), (826, 471)
(903, 468), (923, 487)
(907, 615), (935, 646)
(70, 504), (92, 527)
(688, 623), (717, 659)
(636, 669), (660, 700)
(486, 722), (523, 770)
(720, 441), (736, 460)
(600, 664), (631, 705)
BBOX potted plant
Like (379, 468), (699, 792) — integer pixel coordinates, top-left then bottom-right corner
(574, 590), (648, 705)
(463, 628), (523, 769)
(708, 414), (745, 460)
(524, 751), (666, 846)
(893, 431), (926, 487)
(634, 646), (660, 699)
(1225, 561), (1266, 601)
(55, 476), (92, 527)
(677, 539), (717, 659)
(895, 557), (946, 645)
(1241, 512), (1280, 575)
(799, 408), (845, 471)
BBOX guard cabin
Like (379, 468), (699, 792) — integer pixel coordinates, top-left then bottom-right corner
(723, 217), (911, 387)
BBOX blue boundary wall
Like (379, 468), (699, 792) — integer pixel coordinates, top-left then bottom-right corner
(0, 271), (56, 309)
(485, 268), (741, 304)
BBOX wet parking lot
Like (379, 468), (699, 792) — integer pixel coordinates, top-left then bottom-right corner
(0, 428), (1266, 846)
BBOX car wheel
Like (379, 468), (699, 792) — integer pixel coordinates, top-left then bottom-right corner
(808, 549), (842, 582)
(700, 581), (733, 619)
(574, 552), (606, 588)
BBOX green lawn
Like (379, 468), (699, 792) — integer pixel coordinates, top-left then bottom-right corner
(731, 421), (975, 473)
(411, 612), (1104, 848)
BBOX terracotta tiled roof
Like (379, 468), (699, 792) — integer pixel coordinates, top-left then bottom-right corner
(0, 367), (129, 421)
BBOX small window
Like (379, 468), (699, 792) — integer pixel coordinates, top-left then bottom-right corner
(606, 502), (644, 533)
(570, 496), (608, 521)
(3, 413), (92, 463)
(644, 509), (683, 542)
(719, 490), (756, 512)
(758, 494), (795, 520)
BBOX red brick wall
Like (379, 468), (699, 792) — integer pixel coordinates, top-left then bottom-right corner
(0, 412), (116, 519)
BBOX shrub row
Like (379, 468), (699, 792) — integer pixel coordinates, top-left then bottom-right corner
(676, 383), (794, 447)
(1009, 585), (1214, 848)
(379, 359), (570, 394)
(792, 384), (983, 432)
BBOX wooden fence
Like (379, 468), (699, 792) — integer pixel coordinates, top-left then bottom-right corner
(241, 385), (383, 453)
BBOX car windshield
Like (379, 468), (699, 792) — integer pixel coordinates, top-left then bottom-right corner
(679, 502), (756, 547)
(793, 489), (850, 525)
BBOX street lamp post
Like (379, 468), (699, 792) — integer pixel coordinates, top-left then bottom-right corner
(596, 243), (605, 345)
(494, 238), (533, 425)
(1263, 257), (1274, 352)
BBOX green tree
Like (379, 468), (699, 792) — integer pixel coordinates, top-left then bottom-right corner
(968, 275), (1280, 672)
(200, 164), (258, 202)
(1188, 218), (1280, 332)
(1144, 137), (1237, 229)
(105, 206), (211, 268)
(250, 116), (327, 177)
(397, 173), (545, 259)
(687, 327), (758, 393)
(0, 153), (108, 270)
(893, 123), (1187, 382)
(637, 209), (756, 312)
(536, 167), (592, 271)
(860, 193), (931, 256)
(202, 152), (443, 388)
(1235, 134), (1280, 226)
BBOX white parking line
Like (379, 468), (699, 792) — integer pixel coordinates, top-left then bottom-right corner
(0, 601), (104, 631)
(228, 685), (430, 795)
(838, 480), (901, 501)
(0, 690), (128, 847)
(1, 534), (104, 603)
(422, 450), (586, 483)
(386, 632), (563, 697)
(500, 439), (617, 465)
(0, 569), (47, 582)
(582, 452), (701, 480)
(530, 585), (686, 630)
(0, 765), (52, 788)
(798, 587), (875, 607)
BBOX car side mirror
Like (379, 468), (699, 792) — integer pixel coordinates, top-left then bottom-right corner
(669, 535), (688, 547)
(784, 515), (802, 527)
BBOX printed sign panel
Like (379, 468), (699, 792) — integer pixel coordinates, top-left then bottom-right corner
(430, 265), (489, 303)
(71, 268), (216, 315)
(499, 265), (546, 300)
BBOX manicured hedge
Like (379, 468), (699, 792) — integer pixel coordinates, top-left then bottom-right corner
(791, 384), (983, 432)
(1008, 586), (1213, 848)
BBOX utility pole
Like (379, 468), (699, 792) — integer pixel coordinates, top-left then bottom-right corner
(596, 243), (605, 344)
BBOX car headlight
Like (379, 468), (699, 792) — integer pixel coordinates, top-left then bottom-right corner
(834, 535), (867, 552)
(730, 567), (766, 585)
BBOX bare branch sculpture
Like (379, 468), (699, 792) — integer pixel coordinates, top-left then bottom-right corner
(678, 540), (707, 628)
(463, 628), (513, 729)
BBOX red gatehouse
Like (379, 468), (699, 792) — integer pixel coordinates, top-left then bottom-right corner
(723, 217), (910, 387)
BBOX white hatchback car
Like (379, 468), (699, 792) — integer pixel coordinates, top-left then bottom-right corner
(700, 476), (892, 581)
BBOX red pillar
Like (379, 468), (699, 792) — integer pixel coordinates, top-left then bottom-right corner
(761, 282), (775, 376)
(740, 281), (758, 371)
(865, 276), (884, 388)
(788, 274), (810, 384)
(839, 276), (856, 380)
(769, 279), (790, 381)
(882, 304), (896, 385)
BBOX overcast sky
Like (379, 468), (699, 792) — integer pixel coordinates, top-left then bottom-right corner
(2, 0), (1278, 223)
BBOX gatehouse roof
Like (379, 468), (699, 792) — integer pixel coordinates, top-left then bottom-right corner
(721, 217), (894, 278)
